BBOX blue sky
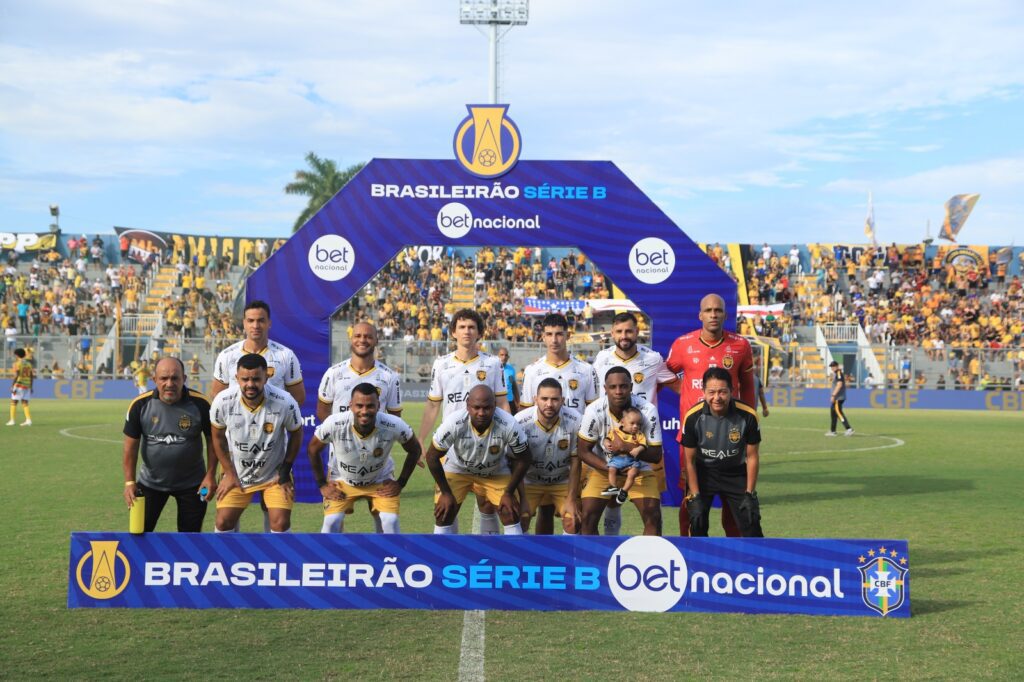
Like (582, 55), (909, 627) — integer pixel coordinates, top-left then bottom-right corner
(2, 0), (1022, 244)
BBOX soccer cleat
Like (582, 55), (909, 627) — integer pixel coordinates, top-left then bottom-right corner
(600, 486), (619, 497)
(824, 431), (837, 437)
(615, 489), (629, 504)
(5, 420), (14, 426)
(20, 420), (32, 426)
(844, 428), (854, 437)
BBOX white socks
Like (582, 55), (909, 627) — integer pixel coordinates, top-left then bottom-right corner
(214, 525), (238, 533)
(379, 512), (400, 534)
(502, 523), (523, 536)
(478, 512), (500, 535)
(603, 506), (622, 535)
(433, 524), (456, 535)
(322, 512), (344, 533)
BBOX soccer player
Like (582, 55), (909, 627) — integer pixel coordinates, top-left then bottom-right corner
(592, 312), (678, 533)
(418, 308), (509, 534)
(575, 366), (664, 536)
(666, 293), (754, 537)
(682, 367), (763, 537)
(497, 346), (520, 414)
(316, 321), (402, 532)
(425, 386), (530, 535)
(307, 383), (421, 534)
(514, 378), (581, 534)
(122, 357), (216, 532)
(211, 353), (303, 533)
(826, 360), (854, 436)
(8, 348), (34, 426)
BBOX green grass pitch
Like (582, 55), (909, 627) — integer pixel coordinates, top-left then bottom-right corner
(1, 400), (1021, 679)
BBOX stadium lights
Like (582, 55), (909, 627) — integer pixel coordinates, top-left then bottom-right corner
(49, 204), (60, 233)
(459, 0), (529, 103)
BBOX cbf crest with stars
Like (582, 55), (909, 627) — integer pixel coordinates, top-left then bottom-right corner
(858, 546), (909, 616)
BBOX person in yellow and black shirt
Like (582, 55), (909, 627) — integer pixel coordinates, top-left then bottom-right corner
(8, 348), (34, 426)
(826, 360), (854, 436)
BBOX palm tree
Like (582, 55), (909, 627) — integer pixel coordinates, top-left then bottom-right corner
(285, 152), (365, 232)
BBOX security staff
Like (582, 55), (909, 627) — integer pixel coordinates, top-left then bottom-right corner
(681, 367), (763, 537)
(123, 357), (216, 532)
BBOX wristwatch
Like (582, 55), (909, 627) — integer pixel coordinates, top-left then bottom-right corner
(684, 492), (698, 503)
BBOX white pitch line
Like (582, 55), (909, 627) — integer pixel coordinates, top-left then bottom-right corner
(457, 508), (486, 682)
(761, 426), (905, 455)
(58, 423), (122, 444)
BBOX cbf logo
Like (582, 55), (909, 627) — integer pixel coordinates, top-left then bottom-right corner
(453, 104), (522, 178)
(608, 536), (687, 612)
(857, 546), (909, 616)
(75, 540), (131, 600)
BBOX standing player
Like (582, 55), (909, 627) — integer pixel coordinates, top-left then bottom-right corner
(211, 354), (303, 533)
(514, 378), (581, 534)
(122, 357), (216, 532)
(317, 321), (402, 532)
(418, 308), (509, 534)
(575, 367), (664, 536)
(666, 293), (755, 537)
(210, 300), (304, 531)
(7, 348), (34, 426)
(682, 368), (764, 537)
(307, 383), (421, 534)
(826, 360), (854, 436)
(592, 312), (678, 534)
(425, 386), (530, 535)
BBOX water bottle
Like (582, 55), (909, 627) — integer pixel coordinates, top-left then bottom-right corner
(129, 488), (146, 534)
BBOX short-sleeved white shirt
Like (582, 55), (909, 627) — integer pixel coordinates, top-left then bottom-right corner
(314, 411), (413, 486)
(432, 409), (528, 477)
(578, 395), (662, 465)
(213, 339), (302, 391)
(427, 351), (507, 419)
(592, 344), (676, 406)
(519, 356), (598, 413)
(210, 384), (303, 489)
(317, 359), (402, 415)
(514, 406), (581, 485)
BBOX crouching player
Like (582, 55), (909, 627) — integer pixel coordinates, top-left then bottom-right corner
(211, 353), (303, 533)
(307, 383), (421, 534)
(682, 367), (763, 537)
(425, 385), (531, 535)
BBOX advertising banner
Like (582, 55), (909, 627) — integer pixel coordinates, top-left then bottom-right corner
(68, 533), (910, 617)
(0, 231), (59, 252)
(114, 226), (286, 267)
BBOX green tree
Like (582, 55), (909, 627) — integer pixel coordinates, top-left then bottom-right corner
(285, 152), (365, 232)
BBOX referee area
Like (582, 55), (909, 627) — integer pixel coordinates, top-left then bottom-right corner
(2, 399), (1021, 678)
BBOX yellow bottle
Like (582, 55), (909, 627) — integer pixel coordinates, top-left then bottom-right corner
(129, 492), (146, 534)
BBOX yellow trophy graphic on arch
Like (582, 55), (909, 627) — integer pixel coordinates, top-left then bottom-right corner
(75, 540), (131, 600)
(453, 105), (522, 178)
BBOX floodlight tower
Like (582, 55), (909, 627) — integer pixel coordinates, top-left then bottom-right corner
(459, 0), (529, 103)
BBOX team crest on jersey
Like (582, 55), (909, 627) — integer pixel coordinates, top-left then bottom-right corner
(489, 444), (500, 455)
(266, 366), (276, 377)
(705, 430), (715, 440)
(477, 370), (487, 382)
(723, 356), (734, 369)
(568, 378), (579, 391)
(151, 415), (159, 426)
(633, 372), (644, 384)
(557, 438), (569, 450)
(858, 548), (909, 616)
(263, 422), (274, 434)
(178, 415), (192, 431)
(728, 427), (741, 443)
(373, 447), (384, 458)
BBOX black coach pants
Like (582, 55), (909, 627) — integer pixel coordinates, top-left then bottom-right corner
(138, 483), (207, 532)
(830, 400), (851, 431)
(690, 468), (763, 538)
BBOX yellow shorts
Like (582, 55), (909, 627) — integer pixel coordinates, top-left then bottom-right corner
(524, 483), (571, 518)
(217, 479), (294, 510)
(435, 472), (511, 507)
(323, 480), (400, 515)
(581, 466), (659, 500)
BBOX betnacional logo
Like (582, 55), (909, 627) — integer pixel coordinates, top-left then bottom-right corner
(308, 234), (355, 282)
(75, 540), (130, 600)
(629, 237), (675, 284)
(858, 546), (909, 616)
(607, 536), (687, 612)
(453, 104), (522, 178)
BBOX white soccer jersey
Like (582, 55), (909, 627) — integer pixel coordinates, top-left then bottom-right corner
(592, 344), (676, 406)
(210, 384), (303, 489)
(427, 351), (507, 419)
(314, 411), (413, 486)
(515, 406), (581, 486)
(433, 409), (528, 477)
(317, 359), (402, 415)
(213, 339), (303, 391)
(577, 395), (662, 464)
(519, 356), (598, 413)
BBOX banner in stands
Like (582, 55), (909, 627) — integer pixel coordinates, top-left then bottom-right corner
(114, 227), (287, 267)
(0, 231), (59, 252)
(522, 297), (587, 315)
(68, 533), (911, 617)
(245, 105), (739, 506)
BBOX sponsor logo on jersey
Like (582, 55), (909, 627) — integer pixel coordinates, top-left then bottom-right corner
(178, 415), (192, 431)
(723, 356), (734, 369)
(557, 438), (569, 450)
(858, 548), (909, 616)
(728, 427), (741, 444)
(75, 540), (131, 600)
(453, 104), (522, 178)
